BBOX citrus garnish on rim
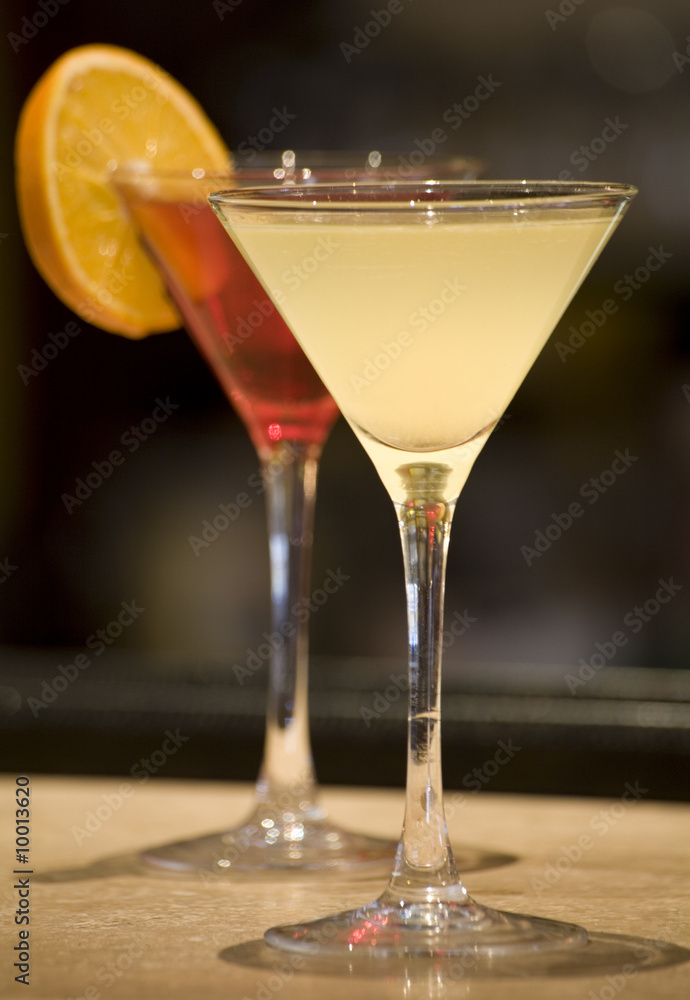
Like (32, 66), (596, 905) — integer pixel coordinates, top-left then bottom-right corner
(15, 44), (230, 337)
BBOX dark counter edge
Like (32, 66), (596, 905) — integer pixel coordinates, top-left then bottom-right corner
(1, 649), (688, 800)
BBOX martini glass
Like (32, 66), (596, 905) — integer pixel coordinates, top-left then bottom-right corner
(114, 153), (482, 876)
(209, 179), (636, 952)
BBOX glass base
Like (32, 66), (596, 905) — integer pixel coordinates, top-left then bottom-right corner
(264, 897), (588, 957)
(140, 809), (396, 876)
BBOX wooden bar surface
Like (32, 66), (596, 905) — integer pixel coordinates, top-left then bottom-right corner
(1, 775), (688, 998)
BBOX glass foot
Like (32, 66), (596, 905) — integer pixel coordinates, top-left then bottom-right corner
(264, 897), (588, 957)
(140, 808), (396, 875)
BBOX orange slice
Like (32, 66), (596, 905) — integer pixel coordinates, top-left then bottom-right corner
(15, 44), (231, 337)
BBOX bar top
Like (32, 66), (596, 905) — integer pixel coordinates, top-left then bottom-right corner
(1, 776), (689, 998)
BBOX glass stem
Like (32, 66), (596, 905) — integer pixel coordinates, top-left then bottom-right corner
(253, 438), (324, 821)
(385, 484), (468, 904)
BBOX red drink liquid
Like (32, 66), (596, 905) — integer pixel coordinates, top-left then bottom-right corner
(125, 196), (338, 454)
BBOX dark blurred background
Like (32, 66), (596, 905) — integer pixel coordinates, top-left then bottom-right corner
(0, 0), (688, 798)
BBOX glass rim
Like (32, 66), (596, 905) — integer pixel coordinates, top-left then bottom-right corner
(208, 179), (638, 214)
